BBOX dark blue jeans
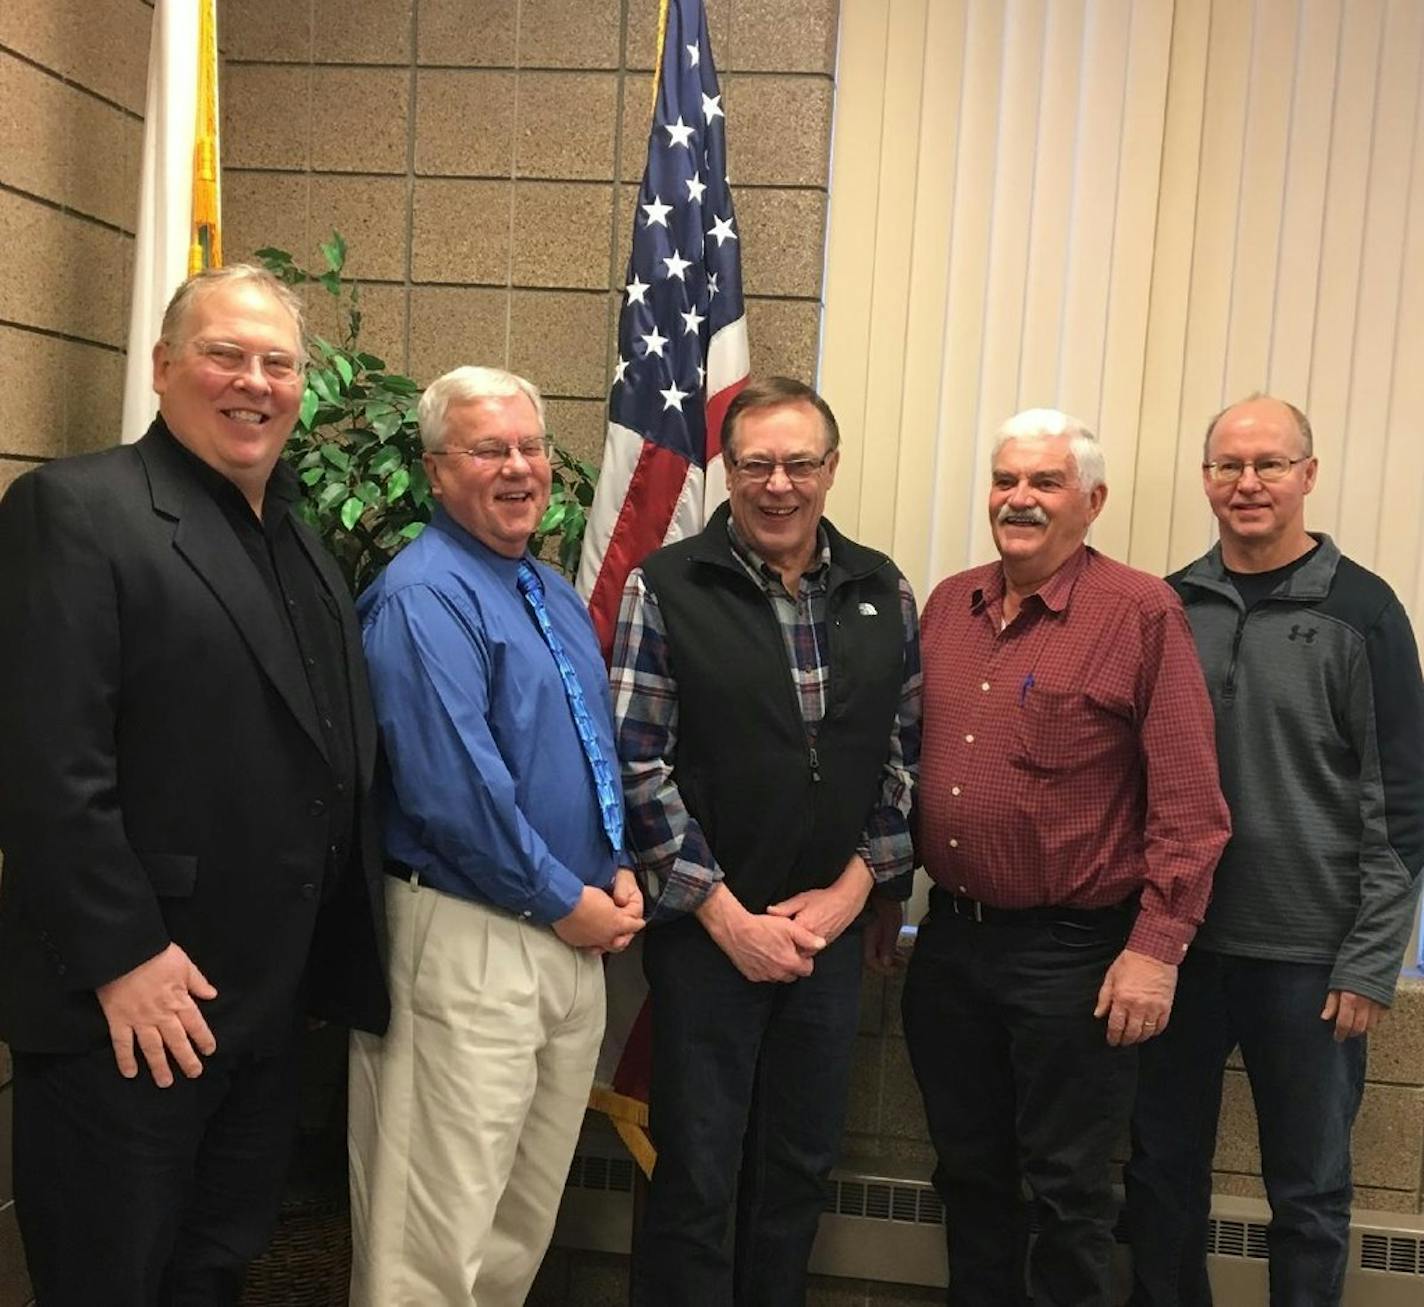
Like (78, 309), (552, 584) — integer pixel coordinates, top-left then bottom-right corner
(1123, 950), (1366, 1307)
(901, 891), (1137, 1307)
(631, 914), (863, 1307)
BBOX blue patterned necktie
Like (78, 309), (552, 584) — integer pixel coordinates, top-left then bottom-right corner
(516, 560), (624, 858)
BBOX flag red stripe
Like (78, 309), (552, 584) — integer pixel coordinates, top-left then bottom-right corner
(585, 440), (693, 660)
(704, 375), (746, 462)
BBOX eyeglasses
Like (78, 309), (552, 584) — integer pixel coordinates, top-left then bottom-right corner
(191, 340), (302, 383)
(1202, 456), (1310, 484)
(729, 452), (832, 484)
(429, 437), (553, 465)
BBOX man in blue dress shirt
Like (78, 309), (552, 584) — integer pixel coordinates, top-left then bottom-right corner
(347, 365), (645, 1306)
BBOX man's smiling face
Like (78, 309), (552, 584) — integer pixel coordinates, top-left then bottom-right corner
(151, 281), (304, 492)
(988, 434), (1105, 579)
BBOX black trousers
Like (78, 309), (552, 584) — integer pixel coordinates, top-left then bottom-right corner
(632, 915), (863, 1307)
(12, 1042), (300, 1307)
(902, 891), (1137, 1307)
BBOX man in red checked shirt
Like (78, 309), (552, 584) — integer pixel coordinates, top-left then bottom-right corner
(904, 408), (1231, 1307)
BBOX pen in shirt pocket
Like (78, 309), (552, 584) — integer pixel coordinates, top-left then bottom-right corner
(1019, 673), (1035, 706)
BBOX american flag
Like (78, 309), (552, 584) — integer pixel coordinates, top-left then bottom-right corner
(580, 0), (747, 1174)
(576, 0), (749, 657)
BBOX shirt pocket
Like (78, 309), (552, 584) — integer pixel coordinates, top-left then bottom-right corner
(1010, 687), (1125, 775)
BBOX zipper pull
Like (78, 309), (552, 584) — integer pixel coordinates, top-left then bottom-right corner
(809, 746), (821, 781)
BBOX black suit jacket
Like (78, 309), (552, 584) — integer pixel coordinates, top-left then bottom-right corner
(0, 422), (389, 1054)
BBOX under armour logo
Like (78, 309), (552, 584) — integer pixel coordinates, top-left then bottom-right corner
(1288, 625), (1318, 643)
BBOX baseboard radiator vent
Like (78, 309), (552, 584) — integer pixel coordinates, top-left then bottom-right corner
(1360, 1232), (1424, 1275)
(555, 1143), (1424, 1302)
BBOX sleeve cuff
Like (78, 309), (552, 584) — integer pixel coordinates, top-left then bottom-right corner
(1127, 911), (1196, 965)
(524, 864), (587, 927)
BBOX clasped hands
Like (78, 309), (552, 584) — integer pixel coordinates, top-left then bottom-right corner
(552, 867), (645, 956)
(701, 856), (874, 983)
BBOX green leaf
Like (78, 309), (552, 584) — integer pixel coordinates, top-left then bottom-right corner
(340, 497), (364, 531)
(332, 354), (355, 387)
(355, 480), (382, 506)
(539, 501), (568, 533)
(318, 480), (349, 511)
(381, 374), (420, 395)
(371, 410), (402, 440)
(297, 447), (324, 470)
(574, 480), (595, 507)
(560, 526), (584, 576)
(358, 352), (387, 370)
(386, 467), (410, 502)
(299, 387), (319, 431)
(308, 369), (338, 405)
(310, 334), (337, 358)
(319, 270), (341, 296)
(300, 466), (324, 487)
(399, 521), (426, 541)
(320, 236), (345, 274)
(319, 444), (351, 472)
(368, 445), (403, 476)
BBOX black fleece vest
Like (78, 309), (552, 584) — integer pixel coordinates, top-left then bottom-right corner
(639, 506), (906, 912)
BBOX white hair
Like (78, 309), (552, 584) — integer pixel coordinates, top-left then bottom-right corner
(417, 366), (546, 452)
(992, 408), (1105, 494)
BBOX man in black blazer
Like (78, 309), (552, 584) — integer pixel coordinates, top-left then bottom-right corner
(0, 265), (389, 1305)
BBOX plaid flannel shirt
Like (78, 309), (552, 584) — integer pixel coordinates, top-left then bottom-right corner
(611, 521), (921, 921)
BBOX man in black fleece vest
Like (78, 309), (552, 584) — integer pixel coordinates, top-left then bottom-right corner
(611, 377), (921, 1306)
(1124, 394), (1424, 1307)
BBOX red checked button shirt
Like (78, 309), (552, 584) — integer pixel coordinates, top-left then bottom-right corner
(918, 546), (1230, 964)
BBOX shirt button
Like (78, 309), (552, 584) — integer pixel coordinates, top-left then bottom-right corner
(958, 884), (967, 893)
(965, 734), (974, 743)
(949, 838), (959, 848)
(305, 656), (316, 668)
(308, 799), (327, 816)
(951, 786), (961, 796)
(300, 882), (317, 900)
(335, 781), (346, 794)
(981, 681), (990, 692)
(286, 598), (296, 610)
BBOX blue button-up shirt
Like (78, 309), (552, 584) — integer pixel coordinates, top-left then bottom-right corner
(359, 510), (619, 924)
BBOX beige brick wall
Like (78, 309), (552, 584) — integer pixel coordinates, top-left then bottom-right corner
(1, 0), (152, 1293)
(847, 972), (1424, 1218)
(217, 0), (837, 468)
(0, 0), (148, 493)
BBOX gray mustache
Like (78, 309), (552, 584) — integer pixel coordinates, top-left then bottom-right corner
(997, 505), (1048, 526)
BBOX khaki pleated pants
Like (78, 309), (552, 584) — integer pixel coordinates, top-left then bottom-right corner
(348, 876), (605, 1306)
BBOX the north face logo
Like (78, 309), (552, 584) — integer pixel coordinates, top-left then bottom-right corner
(1289, 625), (1318, 643)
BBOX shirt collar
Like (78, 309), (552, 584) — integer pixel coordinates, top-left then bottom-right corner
(725, 516), (831, 591)
(974, 544), (1092, 617)
(429, 508), (534, 582)
(154, 416), (296, 522)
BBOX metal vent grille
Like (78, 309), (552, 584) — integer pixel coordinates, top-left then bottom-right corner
(1361, 1233), (1424, 1275)
(825, 1178), (945, 1226)
(1206, 1217), (1270, 1260)
(565, 1152), (636, 1194)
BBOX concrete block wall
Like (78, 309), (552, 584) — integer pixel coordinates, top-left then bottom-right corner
(217, 0), (839, 467)
(0, 0), (150, 498)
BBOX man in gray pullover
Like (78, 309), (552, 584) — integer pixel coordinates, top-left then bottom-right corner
(1123, 394), (1424, 1307)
